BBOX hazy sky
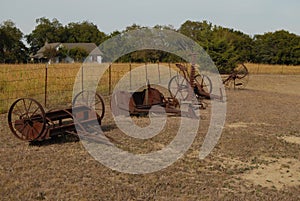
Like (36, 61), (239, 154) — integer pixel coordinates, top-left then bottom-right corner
(1, 0), (299, 36)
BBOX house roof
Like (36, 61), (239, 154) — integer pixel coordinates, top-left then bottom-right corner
(32, 42), (102, 59)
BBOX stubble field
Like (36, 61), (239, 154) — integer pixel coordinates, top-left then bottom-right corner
(0, 68), (300, 200)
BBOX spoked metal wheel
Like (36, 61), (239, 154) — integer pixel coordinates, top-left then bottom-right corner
(8, 98), (46, 141)
(72, 90), (105, 121)
(194, 74), (212, 94)
(168, 75), (190, 101)
(233, 74), (249, 89)
(234, 63), (249, 79)
(223, 64), (249, 89)
(232, 64), (249, 89)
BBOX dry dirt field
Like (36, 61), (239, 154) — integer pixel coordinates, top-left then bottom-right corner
(0, 74), (300, 200)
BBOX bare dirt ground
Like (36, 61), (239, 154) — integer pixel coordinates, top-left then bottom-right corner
(0, 74), (300, 200)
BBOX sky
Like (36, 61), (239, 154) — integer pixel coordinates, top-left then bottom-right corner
(0, 0), (299, 37)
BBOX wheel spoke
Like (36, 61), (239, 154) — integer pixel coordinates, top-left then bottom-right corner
(32, 125), (40, 137)
(14, 104), (24, 118)
(22, 99), (30, 119)
(12, 110), (22, 117)
(30, 106), (40, 119)
(19, 123), (28, 134)
(26, 127), (33, 140)
(93, 99), (102, 107)
(27, 100), (33, 113)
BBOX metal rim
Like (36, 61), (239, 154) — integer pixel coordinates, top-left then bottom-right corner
(8, 98), (46, 141)
(194, 74), (213, 94)
(168, 75), (190, 101)
(72, 90), (105, 122)
(235, 64), (249, 79)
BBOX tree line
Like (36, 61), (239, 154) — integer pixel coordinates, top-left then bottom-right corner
(0, 18), (299, 72)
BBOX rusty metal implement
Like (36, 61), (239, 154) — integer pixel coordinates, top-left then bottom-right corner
(7, 91), (105, 142)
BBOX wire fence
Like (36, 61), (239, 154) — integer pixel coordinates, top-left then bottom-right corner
(0, 62), (179, 114)
(2, 62), (299, 114)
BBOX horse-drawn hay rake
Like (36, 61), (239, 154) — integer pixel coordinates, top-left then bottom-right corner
(222, 63), (249, 89)
(8, 91), (105, 142)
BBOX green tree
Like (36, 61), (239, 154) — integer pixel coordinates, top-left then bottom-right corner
(253, 30), (300, 65)
(179, 20), (253, 73)
(43, 46), (58, 63)
(0, 20), (27, 63)
(179, 20), (213, 51)
(68, 47), (88, 62)
(26, 17), (65, 54)
(210, 26), (253, 72)
(65, 21), (106, 45)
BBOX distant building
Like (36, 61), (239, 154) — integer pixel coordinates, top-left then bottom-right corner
(31, 42), (102, 63)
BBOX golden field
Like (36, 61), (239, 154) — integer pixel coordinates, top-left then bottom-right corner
(245, 63), (300, 74)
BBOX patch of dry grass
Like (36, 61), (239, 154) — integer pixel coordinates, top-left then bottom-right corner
(245, 63), (300, 74)
(1, 74), (300, 200)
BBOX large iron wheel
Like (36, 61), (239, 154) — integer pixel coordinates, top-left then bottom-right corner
(234, 63), (249, 79)
(72, 90), (105, 121)
(168, 75), (190, 101)
(232, 64), (249, 89)
(224, 64), (249, 89)
(8, 98), (46, 141)
(194, 74), (212, 94)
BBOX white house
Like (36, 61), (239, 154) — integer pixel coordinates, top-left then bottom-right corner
(32, 42), (103, 63)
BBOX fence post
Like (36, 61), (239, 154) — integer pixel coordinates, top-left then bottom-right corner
(44, 63), (48, 107)
(157, 61), (161, 84)
(81, 64), (84, 92)
(129, 62), (132, 90)
(145, 62), (148, 82)
(108, 64), (112, 95)
(169, 62), (172, 79)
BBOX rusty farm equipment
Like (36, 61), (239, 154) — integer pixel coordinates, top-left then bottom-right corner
(7, 91), (105, 142)
(168, 63), (223, 108)
(222, 63), (249, 89)
(111, 61), (224, 117)
(111, 81), (197, 118)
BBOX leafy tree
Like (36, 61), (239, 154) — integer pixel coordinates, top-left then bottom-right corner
(26, 18), (107, 60)
(0, 20), (27, 63)
(26, 17), (65, 54)
(153, 24), (176, 31)
(113, 24), (180, 63)
(43, 46), (58, 63)
(124, 23), (143, 32)
(179, 20), (253, 73)
(210, 26), (253, 72)
(2, 17), (299, 66)
(68, 47), (88, 62)
(65, 21), (106, 45)
(253, 30), (300, 65)
(57, 47), (69, 60)
(179, 20), (213, 51)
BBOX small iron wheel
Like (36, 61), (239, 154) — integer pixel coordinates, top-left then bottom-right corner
(72, 90), (105, 122)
